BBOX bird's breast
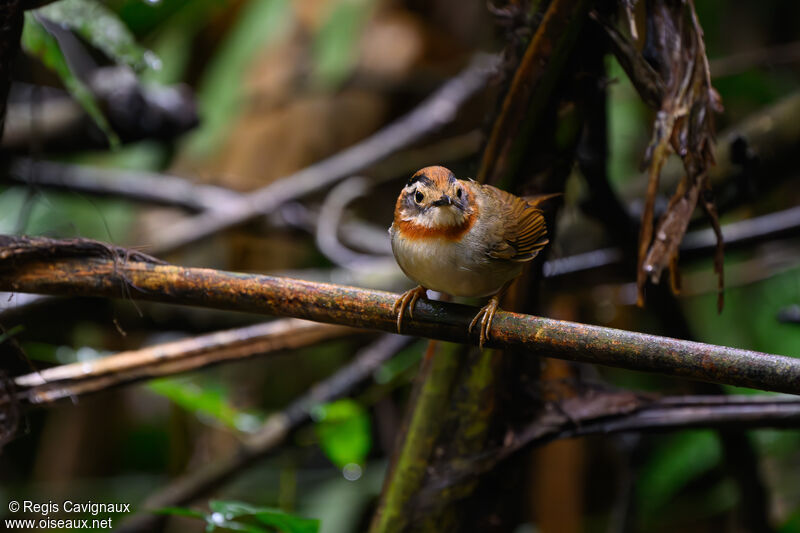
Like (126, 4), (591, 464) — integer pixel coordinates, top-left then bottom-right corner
(390, 223), (522, 298)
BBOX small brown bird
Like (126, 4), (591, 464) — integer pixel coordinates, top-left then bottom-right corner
(389, 165), (551, 347)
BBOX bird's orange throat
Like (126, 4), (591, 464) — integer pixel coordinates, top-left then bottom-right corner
(394, 211), (476, 241)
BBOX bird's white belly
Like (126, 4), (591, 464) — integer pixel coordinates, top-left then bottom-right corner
(390, 232), (521, 297)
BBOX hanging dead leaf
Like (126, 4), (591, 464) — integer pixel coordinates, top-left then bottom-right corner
(597, 0), (724, 309)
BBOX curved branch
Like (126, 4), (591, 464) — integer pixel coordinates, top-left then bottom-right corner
(418, 393), (800, 498)
(1, 236), (799, 394)
(149, 54), (500, 255)
(115, 334), (413, 533)
(6, 319), (356, 407)
(5, 158), (238, 212)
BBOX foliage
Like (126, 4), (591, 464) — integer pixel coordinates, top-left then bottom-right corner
(149, 377), (263, 433)
(185, 0), (291, 157)
(37, 0), (158, 72)
(312, 399), (372, 471)
(311, 0), (374, 89)
(157, 500), (319, 533)
(3, 0), (800, 532)
(21, 12), (120, 147)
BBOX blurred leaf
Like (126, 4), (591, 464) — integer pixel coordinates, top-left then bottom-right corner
(312, 0), (374, 88)
(8, 191), (134, 241)
(374, 341), (424, 384)
(148, 378), (263, 433)
(187, 0), (291, 158)
(607, 56), (650, 188)
(112, 0), (214, 35)
(683, 261), (800, 359)
(154, 507), (207, 520)
(157, 501), (319, 533)
(751, 429), (800, 457)
(210, 501), (319, 533)
(312, 399), (371, 469)
(21, 13), (119, 148)
(781, 507), (800, 533)
(636, 430), (722, 521)
(37, 0), (159, 71)
(0, 325), (24, 345)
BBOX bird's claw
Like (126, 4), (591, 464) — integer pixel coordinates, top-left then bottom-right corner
(392, 286), (427, 334)
(469, 297), (500, 349)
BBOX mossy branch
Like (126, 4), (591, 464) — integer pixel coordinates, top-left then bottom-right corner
(1, 235), (798, 395)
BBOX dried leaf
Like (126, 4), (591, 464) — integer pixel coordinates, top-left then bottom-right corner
(605, 0), (723, 308)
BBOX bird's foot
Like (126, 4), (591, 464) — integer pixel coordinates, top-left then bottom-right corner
(468, 296), (501, 349)
(392, 286), (428, 334)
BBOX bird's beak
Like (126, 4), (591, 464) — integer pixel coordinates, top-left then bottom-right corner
(431, 194), (452, 207)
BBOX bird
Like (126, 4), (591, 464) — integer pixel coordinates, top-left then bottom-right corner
(389, 165), (552, 348)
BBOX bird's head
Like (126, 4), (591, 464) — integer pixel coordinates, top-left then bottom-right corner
(395, 166), (474, 230)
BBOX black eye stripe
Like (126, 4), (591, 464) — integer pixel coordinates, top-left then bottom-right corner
(407, 174), (433, 187)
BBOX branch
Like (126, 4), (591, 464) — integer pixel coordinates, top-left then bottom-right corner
(4, 201), (799, 320)
(478, 0), (592, 185)
(416, 390), (800, 498)
(4, 318), (356, 407)
(5, 158), (239, 212)
(419, 393), (800, 497)
(3, 130), (481, 214)
(544, 204), (800, 279)
(115, 334), (413, 533)
(710, 40), (800, 78)
(3, 69), (198, 152)
(625, 91), (800, 201)
(1, 236), (799, 394)
(146, 54), (499, 255)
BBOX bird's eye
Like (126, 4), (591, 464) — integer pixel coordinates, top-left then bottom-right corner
(456, 188), (463, 199)
(414, 190), (424, 203)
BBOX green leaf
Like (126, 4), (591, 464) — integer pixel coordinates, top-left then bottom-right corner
(311, 0), (374, 89)
(153, 507), (207, 520)
(636, 430), (722, 521)
(21, 13), (119, 148)
(37, 0), (159, 72)
(312, 399), (372, 470)
(0, 325), (24, 345)
(780, 507), (800, 533)
(148, 378), (263, 433)
(373, 341), (423, 384)
(209, 501), (320, 533)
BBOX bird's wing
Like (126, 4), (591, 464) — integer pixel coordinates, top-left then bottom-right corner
(482, 184), (549, 262)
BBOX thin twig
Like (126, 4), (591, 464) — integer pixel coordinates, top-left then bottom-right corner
(115, 334), (413, 533)
(1, 235), (799, 394)
(315, 176), (381, 267)
(710, 41), (800, 78)
(4, 130), (482, 214)
(147, 54), (500, 255)
(544, 204), (800, 279)
(5, 319), (356, 407)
